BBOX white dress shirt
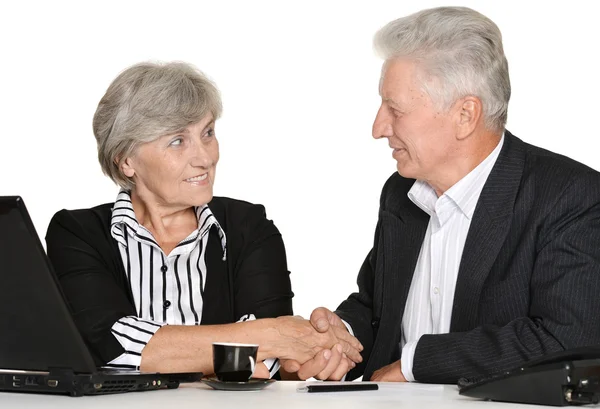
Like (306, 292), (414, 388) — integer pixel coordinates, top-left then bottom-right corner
(400, 136), (504, 381)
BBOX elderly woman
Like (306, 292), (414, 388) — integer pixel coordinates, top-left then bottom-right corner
(45, 62), (361, 379)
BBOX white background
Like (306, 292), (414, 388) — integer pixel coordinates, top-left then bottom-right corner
(1, 1), (598, 318)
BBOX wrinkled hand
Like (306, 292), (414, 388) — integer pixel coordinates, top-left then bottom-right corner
(270, 313), (362, 366)
(281, 343), (354, 380)
(280, 307), (363, 380)
(311, 307), (363, 361)
(370, 360), (406, 382)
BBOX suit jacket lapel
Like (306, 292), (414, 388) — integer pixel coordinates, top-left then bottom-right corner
(365, 185), (429, 378)
(450, 132), (526, 331)
(201, 198), (234, 324)
(201, 227), (232, 324)
(380, 204), (430, 331)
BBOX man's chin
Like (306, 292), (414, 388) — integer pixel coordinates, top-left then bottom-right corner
(395, 164), (416, 179)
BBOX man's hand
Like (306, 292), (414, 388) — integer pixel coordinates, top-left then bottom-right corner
(280, 307), (363, 380)
(370, 360), (407, 382)
(310, 307), (363, 361)
(267, 313), (362, 364)
(281, 343), (354, 380)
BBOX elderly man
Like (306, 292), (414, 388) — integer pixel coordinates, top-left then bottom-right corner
(283, 6), (600, 383)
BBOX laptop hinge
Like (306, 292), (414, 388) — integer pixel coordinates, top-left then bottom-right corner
(47, 367), (76, 376)
(47, 367), (90, 397)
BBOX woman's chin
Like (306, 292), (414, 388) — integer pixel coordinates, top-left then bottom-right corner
(187, 190), (214, 206)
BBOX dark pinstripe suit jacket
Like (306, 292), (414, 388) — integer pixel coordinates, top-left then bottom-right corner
(336, 131), (600, 383)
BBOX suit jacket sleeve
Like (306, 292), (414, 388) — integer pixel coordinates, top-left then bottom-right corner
(335, 246), (378, 380)
(231, 203), (294, 319)
(334, 183), (388, 380)
(46, 209), (133, 365)
(413, 170), (600, 383)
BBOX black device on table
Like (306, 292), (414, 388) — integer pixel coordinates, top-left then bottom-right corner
(458, 346), (600, 406)
(0, 196), (203, 396)
(297, 381), (379, 393)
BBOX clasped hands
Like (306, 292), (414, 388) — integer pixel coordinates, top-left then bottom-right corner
(275, 307), (362, 380)
(266, 307), (406, 382)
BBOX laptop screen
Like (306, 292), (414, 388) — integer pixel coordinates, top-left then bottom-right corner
(0, 196), (96, 373)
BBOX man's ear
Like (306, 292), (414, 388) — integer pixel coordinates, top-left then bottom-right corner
(118, 156), (136, 178)
(456, 96), (482, 140)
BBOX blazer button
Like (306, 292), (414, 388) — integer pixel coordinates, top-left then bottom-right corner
(161, 265), (168, 273)
(163, 300), (171, 309)
(371, 319), (380, 328)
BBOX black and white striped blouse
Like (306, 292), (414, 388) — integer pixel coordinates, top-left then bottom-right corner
(106, 190), (278, 376)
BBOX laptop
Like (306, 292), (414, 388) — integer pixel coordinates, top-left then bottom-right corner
(0, 196), (202, 396)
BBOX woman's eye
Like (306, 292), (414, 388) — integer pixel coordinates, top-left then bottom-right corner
(205, 128), (215, 138)
(169, 137), (183, 146)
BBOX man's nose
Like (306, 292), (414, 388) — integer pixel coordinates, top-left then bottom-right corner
(372, 105), (393, 140)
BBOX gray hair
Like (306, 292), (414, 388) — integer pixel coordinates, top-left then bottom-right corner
(374, 6), (510, 132)
(93, 61), (222, 189)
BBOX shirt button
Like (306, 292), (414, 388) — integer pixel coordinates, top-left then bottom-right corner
(163, 300), (171, 308)
(161, 265), (168, 273)
(433, 287), (440, 295)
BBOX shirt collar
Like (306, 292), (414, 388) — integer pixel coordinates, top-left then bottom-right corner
(110, 190), (227, 259)
(408, 134), (505, 220)
(446, 134), (504, 219)
(407, 180), (437, 217)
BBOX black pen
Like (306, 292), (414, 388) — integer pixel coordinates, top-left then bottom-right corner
(297, 381), (379, 393)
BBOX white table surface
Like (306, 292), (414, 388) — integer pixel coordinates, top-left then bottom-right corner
(0, 380), (560, 409)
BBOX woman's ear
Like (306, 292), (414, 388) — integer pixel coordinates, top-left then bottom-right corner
(118, 157), (136, 178)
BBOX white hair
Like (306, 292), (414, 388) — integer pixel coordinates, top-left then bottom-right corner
(93, 61), (222, 189)
(374, 6), (510, 132)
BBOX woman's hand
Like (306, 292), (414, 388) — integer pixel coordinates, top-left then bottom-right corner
(263, 315), (363, 365)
